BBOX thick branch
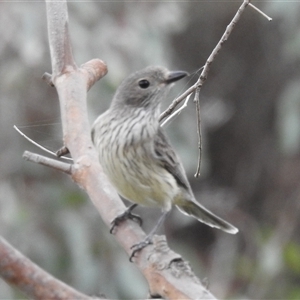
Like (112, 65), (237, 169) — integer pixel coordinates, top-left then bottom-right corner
(45, 0), (76, 77)
(0, 237), (103, 300)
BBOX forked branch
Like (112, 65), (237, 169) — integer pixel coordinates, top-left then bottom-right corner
(159, 0), (271, 177)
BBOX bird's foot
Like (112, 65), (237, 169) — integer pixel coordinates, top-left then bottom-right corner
(128, 211), (169, 262)
(129, 237), (153, 262)
(110, 204), (142, 234)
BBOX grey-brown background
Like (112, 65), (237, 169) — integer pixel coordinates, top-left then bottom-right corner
(1, 1), (300, 299)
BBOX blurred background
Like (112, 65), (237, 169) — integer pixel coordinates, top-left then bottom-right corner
(1, 1), (300, 299)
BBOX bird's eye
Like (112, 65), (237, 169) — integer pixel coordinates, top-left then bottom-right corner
(138, 79), (150, 89)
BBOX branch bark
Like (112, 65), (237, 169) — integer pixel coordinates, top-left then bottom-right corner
(0, 237), (103, 300)
(23, 151), (72, 174)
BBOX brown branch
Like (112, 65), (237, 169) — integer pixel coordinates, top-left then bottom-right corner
(80, 59), (108, 91)
(144, 235), (216, 299)
(46, 0), (76, 78)
(0, 237), (103, 300)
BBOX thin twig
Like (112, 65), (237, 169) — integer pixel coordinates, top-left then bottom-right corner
(42, 72), (54, 86)
(160, 0), (264, 176)
(249, 3), (272, 21)
(56, 146), (70, 157)
(23, 150), (72, 175)
(14, 125), (73, 161)
(160, 93), (193, 127)
(159, 84), (197, 122)
(160, 0), (272, 123)
(194, 87), (202, 178)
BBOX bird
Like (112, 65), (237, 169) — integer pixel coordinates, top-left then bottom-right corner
(91, 66), (238, 260)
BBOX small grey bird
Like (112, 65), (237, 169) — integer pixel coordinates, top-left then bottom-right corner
(92, 66), (238, 260)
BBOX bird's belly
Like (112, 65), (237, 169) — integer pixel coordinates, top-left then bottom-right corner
(100, 145), (177, 211)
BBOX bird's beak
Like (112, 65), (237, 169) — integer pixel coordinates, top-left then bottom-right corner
(165, 70), (188, 84)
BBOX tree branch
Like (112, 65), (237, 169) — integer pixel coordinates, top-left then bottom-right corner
(23, 151), (72, 175)
(159, 0), (272, 176)
(159, 0), (251, 121)
(46, 0), (76, 78)
(194, 87), (202, 178)
(0, 237), (103, 300)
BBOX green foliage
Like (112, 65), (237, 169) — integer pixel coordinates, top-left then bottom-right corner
(62, 190), (86, 208)
(235, 255), (256, 281)
(284, 242), (300, 275)
(288, 287), (300, 300)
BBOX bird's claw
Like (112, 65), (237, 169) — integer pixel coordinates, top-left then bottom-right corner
(110, 205), (142, 234)
(129, 238), (153, 262)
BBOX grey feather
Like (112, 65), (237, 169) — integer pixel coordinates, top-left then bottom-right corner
(154, 128), (191, 191)
(153, 128), (238, 234)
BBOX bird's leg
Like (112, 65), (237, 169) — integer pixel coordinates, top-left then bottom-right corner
(129, 211), (168, 262)
(110, 203), (142, 234)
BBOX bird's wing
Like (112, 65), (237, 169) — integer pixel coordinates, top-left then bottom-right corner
(154, 128), (191, 191)
(154, 129), (239, 235)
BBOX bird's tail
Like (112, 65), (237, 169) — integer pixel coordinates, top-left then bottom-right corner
(175, 200), (238, 234)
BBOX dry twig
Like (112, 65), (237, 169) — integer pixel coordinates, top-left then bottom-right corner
(14, 125), (73, 161)
(160, 0), (271, 177)
(249, 3), (272, 21)
(194, 87), (202, 177)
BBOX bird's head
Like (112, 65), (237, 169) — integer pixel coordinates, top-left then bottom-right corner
(111, 66), (188, 110)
